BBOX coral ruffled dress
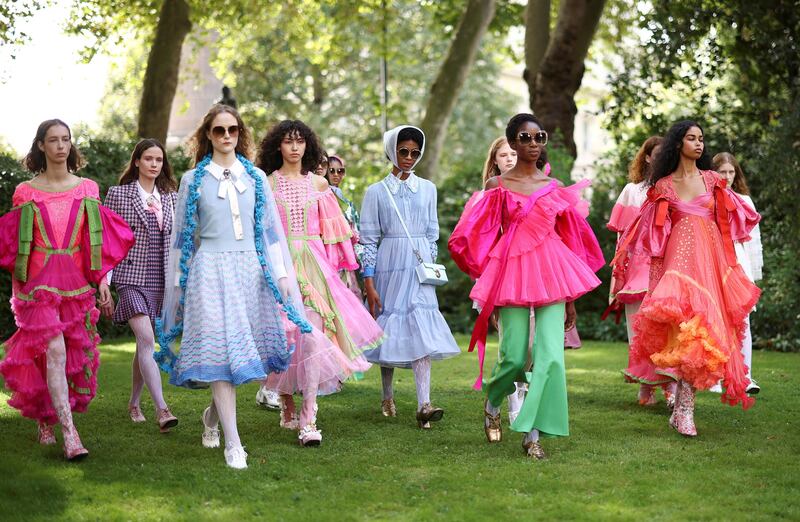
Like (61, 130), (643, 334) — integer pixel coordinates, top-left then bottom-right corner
(449, 179), (605, 386)
(617, 171), (760, 408)
(0, 179), (133, 424)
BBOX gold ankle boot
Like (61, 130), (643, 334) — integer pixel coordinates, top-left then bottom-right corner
(483, 400), (502, 443)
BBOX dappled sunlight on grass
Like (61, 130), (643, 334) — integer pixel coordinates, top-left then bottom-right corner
(1, 336), (798, 520)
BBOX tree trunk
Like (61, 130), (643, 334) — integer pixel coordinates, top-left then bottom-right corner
(311, 62), (324, 107)
(419, 0), (497, 181)
(523, 0), (550, 105)
(528, 0), (606, 157)
(137, 0), (192, 143)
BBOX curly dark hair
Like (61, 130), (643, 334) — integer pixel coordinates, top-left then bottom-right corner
(628, 136), (663, 184)
(257, 120), (324, 175)
(23, 119), (85, 173)
(504, 113), (548, 170)
(118, 138), (178, 193)
(649, 120), (712, 187)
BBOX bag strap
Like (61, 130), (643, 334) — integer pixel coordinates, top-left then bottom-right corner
(382, 180), (424, 264)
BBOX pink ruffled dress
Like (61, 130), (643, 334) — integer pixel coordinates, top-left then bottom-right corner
(272, 173), (384, 369)
(616, 171), (760, 408)
(449, 179), (605, 385)
(607, 181), (649, 303)
(0, 179), (133, 424)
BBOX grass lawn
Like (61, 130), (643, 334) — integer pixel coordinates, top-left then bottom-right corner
(1, 335), (798, 521)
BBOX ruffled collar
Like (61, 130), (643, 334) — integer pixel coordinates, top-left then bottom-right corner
(383, 171), (419, 195)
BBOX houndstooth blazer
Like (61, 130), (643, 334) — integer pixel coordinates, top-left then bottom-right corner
(104, 182), (177, 287)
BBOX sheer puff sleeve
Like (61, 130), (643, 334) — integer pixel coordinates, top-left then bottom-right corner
(725, 188), (761, 243)
(554, 181), (605, 272)
(607, 182), (644, 233)
(318, 189), (359, 271)
(448, 188), (503, 280)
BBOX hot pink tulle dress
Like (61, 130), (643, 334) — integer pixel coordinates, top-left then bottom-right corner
(616, 171), (760, 408)
(449, 179), (605, 385)
(0, 179), (133, 424)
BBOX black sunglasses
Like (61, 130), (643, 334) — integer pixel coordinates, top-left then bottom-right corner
(517, 130), (548, 145)
(398, 147), (421, 159)
(211, 125), (240, 138)
(328, 167), (346, 175)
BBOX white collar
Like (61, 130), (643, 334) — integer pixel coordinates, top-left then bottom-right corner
(207, 159), (246, 181)
(136, 180), (160, 203)
(383, 171), (419, 194)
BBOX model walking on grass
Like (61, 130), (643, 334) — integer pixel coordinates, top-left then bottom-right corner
(104, 138), (179, 432)
(615, 121), (760, 437)
(155, 105), (311, 468)
(256, 120), (382, 443)
(360, 125), (460, 429)
(0, 119), (134, 460)
(450, 114), (604, 459)
(607, 136), (677, 407)
(711, 151), (763, 395)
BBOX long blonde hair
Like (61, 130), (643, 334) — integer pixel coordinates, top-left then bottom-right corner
(481, 137), (508, 187)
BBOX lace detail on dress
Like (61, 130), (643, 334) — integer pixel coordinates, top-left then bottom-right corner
(276, 173), (312, 237)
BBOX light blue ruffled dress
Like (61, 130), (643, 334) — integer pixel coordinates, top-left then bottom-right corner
(359, 173), (460, 368)
(167, 160), (289, 387)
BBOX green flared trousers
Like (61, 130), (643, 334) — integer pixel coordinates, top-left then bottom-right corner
(485, 303), (569, 437)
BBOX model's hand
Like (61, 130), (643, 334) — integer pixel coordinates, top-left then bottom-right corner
(490, 310), (499, 331)
(364, 278), (382, 318)
(98, 282), (114, 318)
(565, 301), (577, 331)
(277, 277), (291, 302)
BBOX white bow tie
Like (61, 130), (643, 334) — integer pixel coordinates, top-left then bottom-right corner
(210, 168), (248, 240)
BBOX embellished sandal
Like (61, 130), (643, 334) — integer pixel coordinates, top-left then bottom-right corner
(38, 421), (56, 445)
(128, 404), (146, 423)
(201, 407), (220, 448)
(522, 439), (546, 460)
(298, 424), (322, 447)
(483, 400), (502, 443)
(279, 396), (300, 430)
(381, 398), (397, 417)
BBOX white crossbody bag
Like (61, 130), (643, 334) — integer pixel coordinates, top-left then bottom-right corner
(382, 181), (448, 286)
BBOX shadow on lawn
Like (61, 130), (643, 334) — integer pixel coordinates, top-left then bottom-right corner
(0, 416), (69, 518)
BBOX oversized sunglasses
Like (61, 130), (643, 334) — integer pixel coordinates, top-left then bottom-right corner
(211, 125), (240, 138)
(398, 147), (421, 159)
(328, 167), (346, 175)
(517, 130), (548, 145)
